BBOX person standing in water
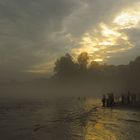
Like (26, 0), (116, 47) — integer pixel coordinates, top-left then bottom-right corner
(121, 93), (125, 104)
(127, 91), (131, 104)
(102, 94), (106, 107)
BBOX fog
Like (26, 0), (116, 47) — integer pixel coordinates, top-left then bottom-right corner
(1, 52), (140, 99)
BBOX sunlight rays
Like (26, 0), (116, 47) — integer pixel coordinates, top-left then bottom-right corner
(71, 22), (134, 62)
(71, 2), (140, 63)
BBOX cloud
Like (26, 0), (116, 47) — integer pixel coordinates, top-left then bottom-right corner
(0, 0), (140, 80)
(71, 1), (140, 64)
(0, 0), (82, 79)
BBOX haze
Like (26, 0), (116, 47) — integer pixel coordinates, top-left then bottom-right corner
(0, 0), (140, 81)
(0, 0), (140, 98)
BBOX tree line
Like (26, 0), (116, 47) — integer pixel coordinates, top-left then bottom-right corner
(52, 52), (140, 91)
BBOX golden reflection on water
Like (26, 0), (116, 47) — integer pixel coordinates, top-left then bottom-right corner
(83, 99), (117, 140)
(85, 122), (117, 140)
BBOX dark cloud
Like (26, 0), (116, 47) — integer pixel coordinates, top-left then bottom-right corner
(0, 0), (81, 79)
(0, 0), (139, 80)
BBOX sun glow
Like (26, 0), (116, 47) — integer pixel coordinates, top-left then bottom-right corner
(114, 12), (140, 29)
(113, 3), (140, 29)
(100, 24), (121, 38)
(72, 22), (133, 62)
(94, 58), (103, 62)
(71, 2), (140, 63)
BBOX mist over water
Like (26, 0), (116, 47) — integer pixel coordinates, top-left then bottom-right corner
(0, 52), (140, 140)
(1, 54), (140, 99)
(1, 0), (140, 139)
(0, 97), (140, 140)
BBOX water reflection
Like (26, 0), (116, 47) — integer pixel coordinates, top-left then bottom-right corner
(80, 99), (117, 140)
(35, 98), (118, 140)
(0, 97), (140, 140)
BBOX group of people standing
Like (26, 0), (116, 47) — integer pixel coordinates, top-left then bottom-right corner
(102, 92), (140, 107)
(102, 93), (114, 107)
(120, 92), (139, 104)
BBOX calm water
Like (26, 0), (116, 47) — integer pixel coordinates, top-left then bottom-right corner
(0, 97), (140, 140)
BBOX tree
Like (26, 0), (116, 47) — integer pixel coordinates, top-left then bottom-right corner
(54, 53), (77, 79)
(89, 61), (100, 70)
(77, 52), (89, 69)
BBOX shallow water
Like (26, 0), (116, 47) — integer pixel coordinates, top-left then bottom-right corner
(0, 97), (140, 140)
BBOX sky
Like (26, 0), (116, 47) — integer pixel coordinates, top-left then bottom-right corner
(0, 0), (140, 80)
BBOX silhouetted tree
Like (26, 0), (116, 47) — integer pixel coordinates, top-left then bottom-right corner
(77, 52), (89, 70)
(88, 61), (102, 80)
(89, 61), (100, 70)
(54, 53), (78, 80)
(53, 52), (140, 91)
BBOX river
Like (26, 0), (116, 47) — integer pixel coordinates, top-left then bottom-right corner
(0, 97), (140, 140)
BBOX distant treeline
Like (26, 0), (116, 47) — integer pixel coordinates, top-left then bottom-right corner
(52, 52), (140, 91)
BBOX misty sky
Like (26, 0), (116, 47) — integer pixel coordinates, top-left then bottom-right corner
(0, 0), (140, 80)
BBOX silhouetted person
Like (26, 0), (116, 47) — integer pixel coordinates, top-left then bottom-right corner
(112, 93), (114, 105)
(127, 92), (131, 104)
(102, 94), (106, 107)
(106, 94), (111, 107)
(110, 93), (114, 107)
(121, 94), (125, 104)
(139, 93), (140, 103)
(115, 95), (120, 103)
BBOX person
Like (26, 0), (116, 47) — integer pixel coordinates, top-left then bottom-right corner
(127, 91), (130, 104)
(121, 93), (125, 104)
(115, 95), (120, 103)
(106, 94), (110, 107)
(110, 93), (114, 107)
(102, 94), (106, 107)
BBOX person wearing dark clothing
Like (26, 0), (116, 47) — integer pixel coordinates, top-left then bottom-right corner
(127, 92), (130, 104)
(106, 97), (110, 107)
(121, 94), (125, 104)
(106, 93), (111, 107)
(110, 93), (114, 107)
(102, 95), (106, 107)
(139, 93), (140, 103)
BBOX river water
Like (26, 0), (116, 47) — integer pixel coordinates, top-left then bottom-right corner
(0, 97), (140, 140)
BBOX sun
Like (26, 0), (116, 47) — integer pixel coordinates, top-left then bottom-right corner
(94, 58), (103, 62)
